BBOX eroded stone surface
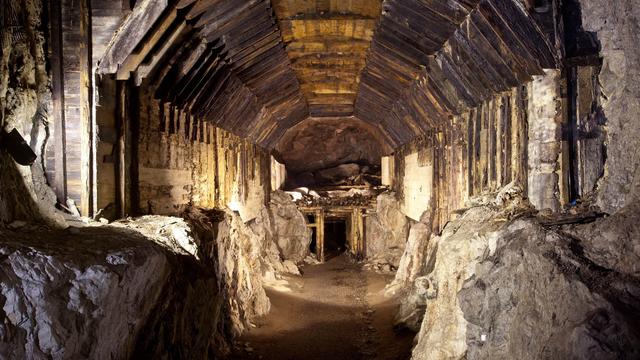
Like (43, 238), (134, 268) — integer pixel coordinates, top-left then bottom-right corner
(0, 222), (225, 360)
(408, 193), (640, 360)
(386, 221), (433, 331)
(579, 0), (640, 213)
(0, 0), (64, 226)
(268, 191), (312, 263)
(459, 217), (640, 360)
(0, 201), (313, 359)
(410, 205), (500, 360)
(365, 192), (410, 268)
(183, 203), (308, 337)
(276, 117), (385, 174)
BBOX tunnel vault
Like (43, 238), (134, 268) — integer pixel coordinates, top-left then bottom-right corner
(79, 0), (562, 220)
(97, 0), (558, 150)
(21, 0), (567, 220)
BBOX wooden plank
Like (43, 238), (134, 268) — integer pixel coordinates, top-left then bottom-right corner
(116, 8), (180, 80)
(99, 0), (170, 74)
(49, 0), (68, 202)
(79, 0), (92, 216)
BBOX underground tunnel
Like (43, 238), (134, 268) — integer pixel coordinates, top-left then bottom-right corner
(1, 0), (639, 359)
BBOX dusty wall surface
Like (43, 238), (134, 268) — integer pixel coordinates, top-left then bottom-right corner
(0, 0), (63, 226)
(528, 69), (562, 212)
(391, 87), (530, 231)
(137, 93), (216, 215)
(136, 90), (271, 220)
(401, 152), (433, 222)
(578, 0), (640, 213)
(365, 192), (410, 267)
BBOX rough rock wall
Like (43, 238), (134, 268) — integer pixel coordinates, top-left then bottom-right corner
(578, 0), (640, 213)
(460, 217), (640, 359)
(0, 0), (63, 226)
(210, 211), (272, 336)
(268, 190), (312, 263)
(276, 117), (387, 173)
(182, 193), (310, 336)
(407, 188), (640, 359)
(0, 206), (308, 359)
(387, 221), (433, 331)
(410, 205), (503, 360)
(0, 220), (225, 359)
(365, 192), (410, 268)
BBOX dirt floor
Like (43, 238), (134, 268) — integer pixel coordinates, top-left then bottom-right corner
(231, 254), (415, 360)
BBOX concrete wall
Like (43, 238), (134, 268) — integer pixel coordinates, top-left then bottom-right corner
(528, 70), (562, 212)
(401, 151), (433, 222)
(381, 156), (394, 186)
(391, 86), (531, 231)
(271, 156), (286, 191)
(137, 94), (214, 215)
(135, 90), (271, 220)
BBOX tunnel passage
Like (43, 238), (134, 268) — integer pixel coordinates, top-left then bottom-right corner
(324, 218), (348, 260)
(1, 0), (639, 359)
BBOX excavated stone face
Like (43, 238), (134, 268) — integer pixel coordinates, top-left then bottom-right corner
(459, 218), (640, 359)
(0, 196), (312, 359)
(0, 0), (63, 226)
(563, 200), (640, 277)
(0, 222), (225, 360)
(578, 0), (640, 213)
(268, 191), (312, 263)
(183, 194), (310, 337)
(403, 188), (640, 360)
(212, 211), (273, 335)
(386, 222), (434, 331)
(365, 192), (410, 269)
(276, 117), (386, 174)
(410, 205), (501, 360)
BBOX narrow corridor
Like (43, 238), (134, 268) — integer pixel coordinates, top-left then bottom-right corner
(233, 254), (413, 360)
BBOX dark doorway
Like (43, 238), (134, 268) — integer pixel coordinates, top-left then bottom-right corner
(324, 218), (347, 260)
(307, 214), (317, 255)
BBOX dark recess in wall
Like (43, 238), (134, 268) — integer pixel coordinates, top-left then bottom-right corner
(562, 0), (601, 60)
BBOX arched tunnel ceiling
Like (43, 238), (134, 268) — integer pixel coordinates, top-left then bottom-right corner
(99, 0), (308, 149)
(272, 0), (381, 118)
(354, 0), (558, 144)
(98, 0), (557, 150)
